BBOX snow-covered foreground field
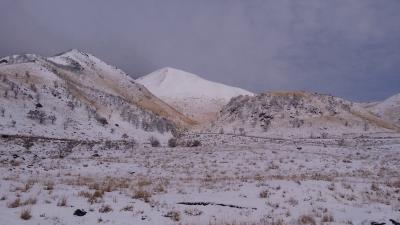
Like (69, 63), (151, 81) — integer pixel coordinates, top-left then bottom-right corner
(1, 135), (400, 225)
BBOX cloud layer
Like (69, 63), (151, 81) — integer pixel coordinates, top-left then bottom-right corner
(0, 0), (399, 101)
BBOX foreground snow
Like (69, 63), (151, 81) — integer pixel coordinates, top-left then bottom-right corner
(0, 134), (399, 225)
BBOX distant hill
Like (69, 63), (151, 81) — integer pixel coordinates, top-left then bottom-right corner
(206, 91), (399, 138)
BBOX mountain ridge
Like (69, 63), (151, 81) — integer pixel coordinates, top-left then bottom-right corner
(0, 50), (195, 143)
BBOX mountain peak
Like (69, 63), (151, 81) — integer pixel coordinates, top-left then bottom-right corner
(138, 67), (253, 99)
(136, 67), (253, 122)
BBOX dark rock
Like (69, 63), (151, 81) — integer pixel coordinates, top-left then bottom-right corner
(12, 154), (19, 159)
(73, 209), (87, 216)
(371, 222), (386, 225)
(390, 219), (400, 225)
(35, 103), (43, 108)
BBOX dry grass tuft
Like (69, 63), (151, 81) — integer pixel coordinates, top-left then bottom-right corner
(21, 179), (36, 192)
(79, 190), (104, 204)
(7, 198), (21, 208)
(321, 213), (334, 222)
(99, 204), (113, 213)
(259, 190), (269, 198)
(165, 210), (180, 221)
(132, 189), (151, 202)
(44, 180), (54, 190)
(120, 205), (134, 212)
(23, 197), (37, 206)
(136, 177), (152, 187)
(20, 208), (32, 220)
(57, 196), (68, 207)
(184, 208), (202, 216)
(298, 214), (316, 225)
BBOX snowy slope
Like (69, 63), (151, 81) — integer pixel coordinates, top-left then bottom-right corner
(136, 67), (253, 122)
(0, 50), (194, 143)
(206, 91), (399, 138)
(365, 93), (400, 127)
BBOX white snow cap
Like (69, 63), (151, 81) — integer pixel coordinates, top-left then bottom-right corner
(137, 67), (253, 100)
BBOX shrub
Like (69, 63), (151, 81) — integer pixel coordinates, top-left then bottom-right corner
(168, 138), (178, 147)
(149, 137), (160, 147)
(27, 109), (47, 124)
(191, 140), (201, 147)
(95, 115), (108, 126)
(259, 190), (269, 198)
(185, 139), (201, 147)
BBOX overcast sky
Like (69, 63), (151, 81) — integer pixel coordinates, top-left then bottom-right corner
(0, 0), (399, 101)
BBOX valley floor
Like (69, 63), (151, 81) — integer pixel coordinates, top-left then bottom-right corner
(0, 134), (400, 225)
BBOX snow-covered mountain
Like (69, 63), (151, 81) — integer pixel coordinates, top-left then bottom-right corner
(206, 91), (399, 138)
(364, 93), (400, 127)
(0, 50), (195, 143)
(136, 67), (253, 122)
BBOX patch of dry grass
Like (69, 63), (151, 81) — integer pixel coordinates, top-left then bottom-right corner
(57, 196), (68, 207)
(298, 214), (316, 225)
(79, 190), (104, 204)
(99, 204), (113, 213)
(259, 189), (269, 198)
(8, 198), (21, 208)
(164, 210), (180, 222)
(20, 208), (32, 220)
(132, 189), (151, 202)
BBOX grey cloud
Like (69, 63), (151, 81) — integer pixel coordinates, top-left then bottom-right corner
(0, 0), (399, 101)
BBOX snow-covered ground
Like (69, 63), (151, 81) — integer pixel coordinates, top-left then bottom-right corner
(1, 134), (399, 225)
